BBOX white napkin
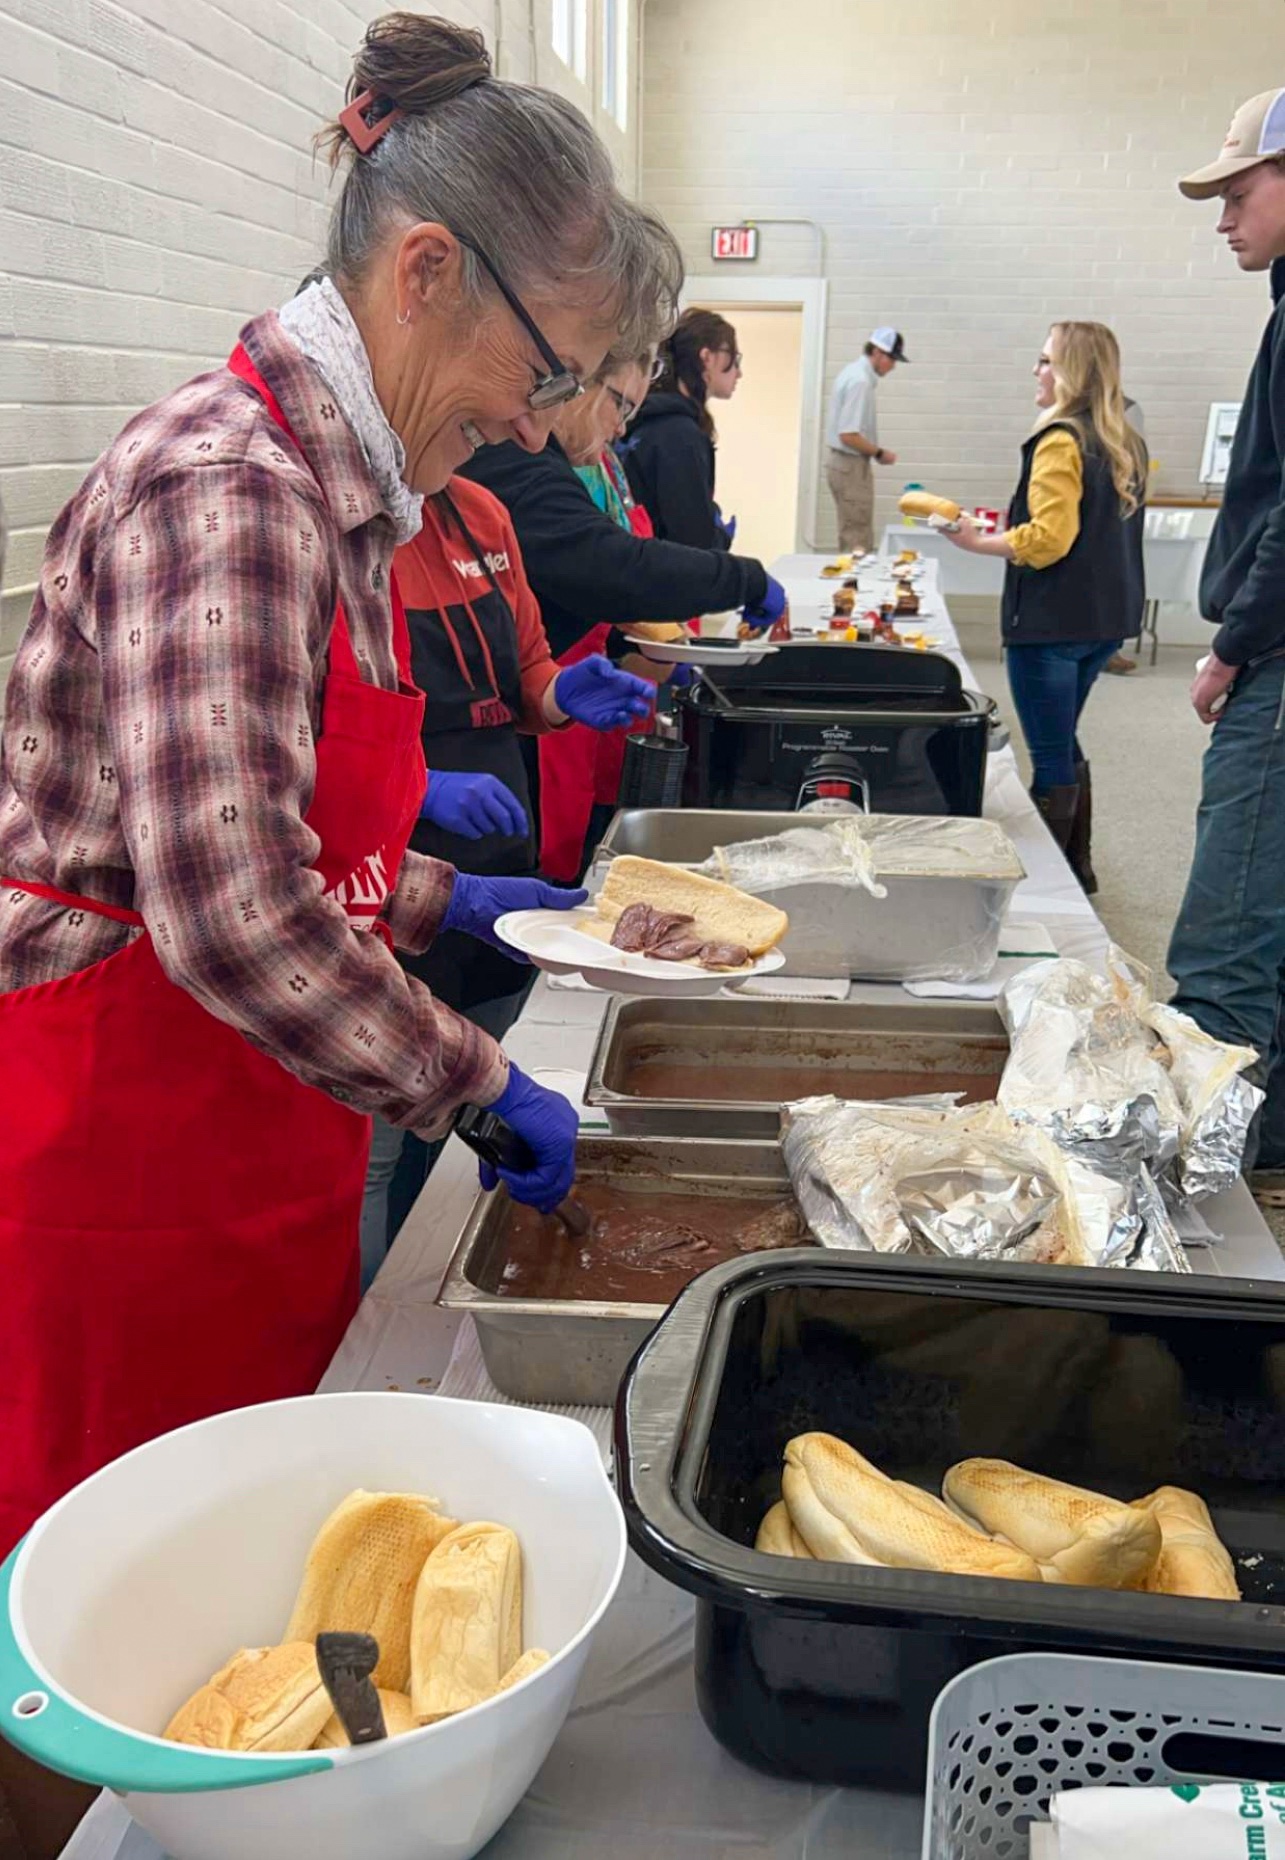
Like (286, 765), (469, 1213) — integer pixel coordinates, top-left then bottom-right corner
(730, 974), (850, 1001)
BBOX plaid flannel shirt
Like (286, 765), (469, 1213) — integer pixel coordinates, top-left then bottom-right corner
(0, 311), (507, 1130)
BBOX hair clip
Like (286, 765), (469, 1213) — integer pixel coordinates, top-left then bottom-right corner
(338, 89), (404, 154)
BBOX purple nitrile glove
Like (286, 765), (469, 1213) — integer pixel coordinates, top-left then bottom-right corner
(478, 1062), (579, 1213)
(740, 573), (788, 634)
(420, 769), (528, 839)
(667, 661), (700, 688)
(714, 504), (737, 544)
(441, 873), (587, 956)
(554, 654), (653, 730)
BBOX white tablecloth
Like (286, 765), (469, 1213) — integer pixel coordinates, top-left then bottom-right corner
(62, 556), (1281, 1860)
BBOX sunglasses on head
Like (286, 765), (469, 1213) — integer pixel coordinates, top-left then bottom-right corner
(456, 237), (584, 412)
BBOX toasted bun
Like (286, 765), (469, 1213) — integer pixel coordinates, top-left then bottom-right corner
(783, 1434), (1040, 1582)
(314, 1689), (419, 1748)
(899, 490), (961, 523)
(755, 1500), (815, 1559)
(1133, 1486), (1241, 1601)
(595, 855), (789, 958)
(945, 1459), (1161, 1590)
(626, 622), (687, 642)
(166, 1643), (332, 1753)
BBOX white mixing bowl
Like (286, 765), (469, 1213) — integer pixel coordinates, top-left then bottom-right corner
(0, 1392), (625, 1860)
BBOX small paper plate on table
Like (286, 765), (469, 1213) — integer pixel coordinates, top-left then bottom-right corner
(494, 908), (787, 998)
(621, 636), (779, 668)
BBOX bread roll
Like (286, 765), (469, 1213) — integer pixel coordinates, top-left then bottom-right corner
(314, 1688), (419, 1748)
(595, 855), (789, 958)
(285, 1490), (458, 1692)
(1132, 1486), (1240, 1601)
(899, 490), (961, 523)
(782, 1434), (1040, 1582)
(496, 1648), (550, 1692)
(755, 1499), (815, 1559)
(410, 1521), (523, 1720)
(944, 1459), (1161, 1589)
(165, 1642), (333, 1753)
(626, 622), (687, 642)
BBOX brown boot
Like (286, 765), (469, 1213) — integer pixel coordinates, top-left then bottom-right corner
(1104, 652), (1137, 674)
(1031, 783), (1080, 854)
(1067, 759), (1098, 895)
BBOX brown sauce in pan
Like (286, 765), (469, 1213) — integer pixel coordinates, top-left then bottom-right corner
(497, 1183), (809, 1305)
(621, 1059), (997, 1105)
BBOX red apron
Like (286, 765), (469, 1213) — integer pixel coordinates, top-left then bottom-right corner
(0, 347), (427, 1553)
(539, 502), (661, 884)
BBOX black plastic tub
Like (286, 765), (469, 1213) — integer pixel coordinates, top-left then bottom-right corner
(614, 1250), (1285, 1790)
(673, 646), (993, 815)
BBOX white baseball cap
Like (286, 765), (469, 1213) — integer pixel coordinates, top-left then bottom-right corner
(869, 327), (910, 362)
(1180, 88), (1285, 199)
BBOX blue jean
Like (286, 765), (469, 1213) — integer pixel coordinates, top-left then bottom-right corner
(1005, 639), (1122, 791)
(358, 988), (528, 1292)
(1169, 651), (1285, 1171)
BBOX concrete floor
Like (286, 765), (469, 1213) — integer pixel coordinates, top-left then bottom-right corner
(954, 606), (1206, 989)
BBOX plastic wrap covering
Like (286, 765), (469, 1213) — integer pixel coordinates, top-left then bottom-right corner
(693, 816), (1024, 984)
(999, 947), (1262, 1205)
(780, 1095), (1188, 1272)
(699, 819), (886, 898)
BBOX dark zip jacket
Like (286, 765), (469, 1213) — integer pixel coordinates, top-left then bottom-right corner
(460, 435), (767, 658)
(1202, 257), (1285, 665)
(618, 390), (727, 551)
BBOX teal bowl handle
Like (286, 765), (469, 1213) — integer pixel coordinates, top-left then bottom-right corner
(0, 1548), (332, 1794)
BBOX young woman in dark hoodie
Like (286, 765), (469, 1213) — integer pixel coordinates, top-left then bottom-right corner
(620, 307), (743, 549)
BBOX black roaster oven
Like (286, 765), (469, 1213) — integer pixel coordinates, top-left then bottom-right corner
(673, 646), (993, 816)
(615, 1251), (1285, 1790)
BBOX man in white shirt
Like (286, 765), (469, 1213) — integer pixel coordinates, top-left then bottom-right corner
(825, 327), (909, 552)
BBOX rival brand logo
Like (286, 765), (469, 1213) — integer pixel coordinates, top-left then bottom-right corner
(325, 844), (391, 918)
(452, 551), (511, 580)
(471, 697), (514, 730)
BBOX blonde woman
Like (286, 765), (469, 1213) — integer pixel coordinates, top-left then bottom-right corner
(949, 321), (1147, 890)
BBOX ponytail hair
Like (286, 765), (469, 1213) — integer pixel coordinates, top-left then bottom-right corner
(653, 306), (737, 441)
(316, 12), (682, 358)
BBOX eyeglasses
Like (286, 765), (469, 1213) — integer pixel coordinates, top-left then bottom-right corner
(604, 384), (639, 425)
(457, 237), (584, 412)
(723, 349), (743, 369)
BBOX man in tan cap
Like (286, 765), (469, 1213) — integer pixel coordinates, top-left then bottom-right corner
(1168, 89), (1285, 1198)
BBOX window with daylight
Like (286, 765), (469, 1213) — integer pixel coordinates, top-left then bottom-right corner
(552, 0), (588, 82)
(602, 0), (628, 128)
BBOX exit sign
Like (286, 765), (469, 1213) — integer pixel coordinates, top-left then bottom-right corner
(711, 225), (758, 261)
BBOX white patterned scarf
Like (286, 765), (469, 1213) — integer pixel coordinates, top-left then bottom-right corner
(278, 276), (424, 545)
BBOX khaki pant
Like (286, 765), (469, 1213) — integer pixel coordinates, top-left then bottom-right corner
(826, 449), (875, 554)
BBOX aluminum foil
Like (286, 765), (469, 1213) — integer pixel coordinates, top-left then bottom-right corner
(999, 948), (1262, 1206)
(780, 1095), (1189, 1272)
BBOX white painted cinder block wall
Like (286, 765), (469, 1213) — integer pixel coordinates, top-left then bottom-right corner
(641, 0), (1285, 549)
(0, 0), (638, 699)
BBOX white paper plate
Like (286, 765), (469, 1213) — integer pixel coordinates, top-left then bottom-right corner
(494, 907), (787, 997)
(621, 636), (779, 667)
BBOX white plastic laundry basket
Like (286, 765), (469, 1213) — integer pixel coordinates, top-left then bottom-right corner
(0, 1392), (626, 1860)
(923, 1651), (1285, 1860)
